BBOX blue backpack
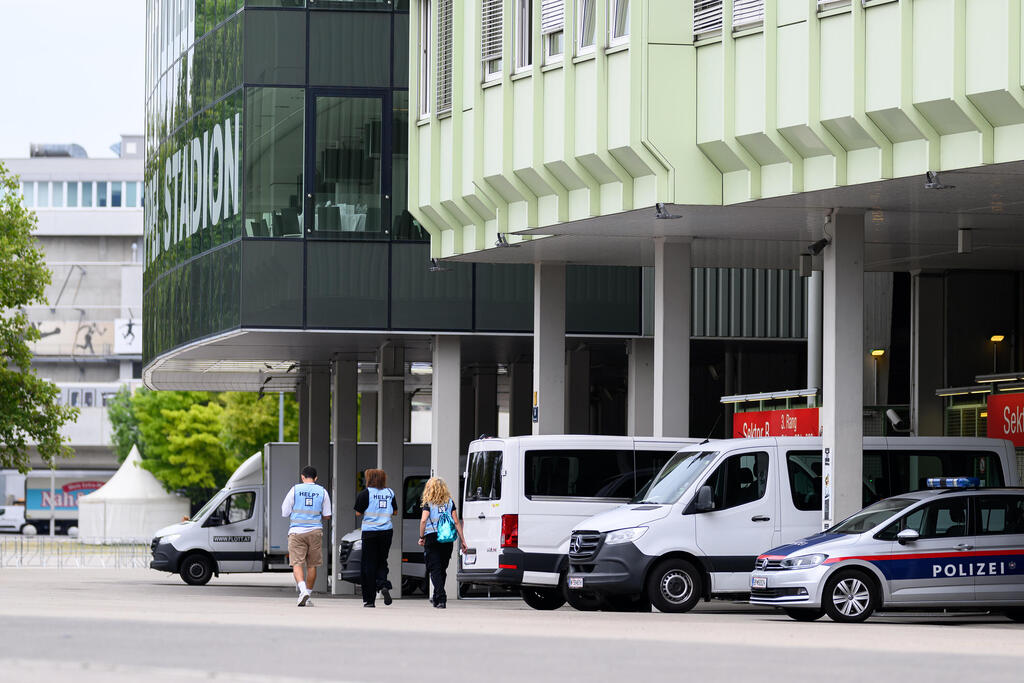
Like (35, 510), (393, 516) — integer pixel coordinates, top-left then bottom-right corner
(436, 504), (457, 543)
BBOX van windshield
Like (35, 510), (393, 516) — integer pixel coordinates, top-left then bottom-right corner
(632, 451), (718, 505)
(465, 450), (502, 502)
(190, 492), (222, 522)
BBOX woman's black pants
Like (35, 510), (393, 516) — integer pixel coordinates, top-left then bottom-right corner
(360, 529), (393, 604)
(422, 533), (454, 603)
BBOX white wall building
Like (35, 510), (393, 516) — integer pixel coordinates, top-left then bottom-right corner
(4, 136), (144, 470)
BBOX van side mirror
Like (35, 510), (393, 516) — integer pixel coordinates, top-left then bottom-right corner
(695, 486), (714, 512)
(896, 528), (919, 545)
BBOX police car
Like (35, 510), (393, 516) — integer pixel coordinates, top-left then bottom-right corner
(749, 479), (1024, 622)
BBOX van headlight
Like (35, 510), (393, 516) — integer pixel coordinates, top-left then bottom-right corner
(352, 539), (362, 551)
(604, 527), (648, 545)
(160, 533), (181, 545)
(780, 553), (827, 569)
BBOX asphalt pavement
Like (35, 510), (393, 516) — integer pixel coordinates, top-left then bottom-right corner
(0, 569), (1021, 682)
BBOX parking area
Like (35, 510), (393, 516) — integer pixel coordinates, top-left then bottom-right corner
(0, 569), (1020, 683)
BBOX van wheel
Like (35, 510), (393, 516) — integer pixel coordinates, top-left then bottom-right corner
(783, 608), (824, 622)
(179, 554), (214, 586)
(20, 523), (37, 536)
(823, 570), (877, 623)
(521, 587), (567, 610)
(646, 559), (702, 613)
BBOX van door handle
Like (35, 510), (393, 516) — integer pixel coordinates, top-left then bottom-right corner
(243, 528), (255, 532)
(478, 513), (486, 519)
(751, 515), (771, 522)
(955, 543), (974, 551)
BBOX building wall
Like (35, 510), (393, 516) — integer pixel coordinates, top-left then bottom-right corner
(3, 146), (144, 467)
(410, 0), (1024, 259)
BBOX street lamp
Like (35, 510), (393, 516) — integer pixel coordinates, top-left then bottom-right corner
(870, 349), (885, 406)
(991, 335), (1005, 373)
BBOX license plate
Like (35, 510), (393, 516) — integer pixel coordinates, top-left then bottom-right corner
(751, 576), (767, 590)
(568, 576), (583, 589)
(463, 550), (476, 566)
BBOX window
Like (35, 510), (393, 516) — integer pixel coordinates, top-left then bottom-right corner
(888, 450), (1004, 492)
(732, 0), (764, 30)
(68, 390), (81, 407)
(419, 0), (431, 115)
(81, 182), (94, 207)
(693, 0), (724, 40)
(702, 451), (769, 510)
(82, 390), (95, 408)
(541, 0), (564, 62)
(524, 449), (634, 499)
(403, 476), (429, 519)
(126, 181), (138, 208)
(52, 182), (64, 208)
(97, 182), (108, 207)
(516, 0), (533, 70)
(21, 182), (35, 207)
(880, 498), (970, 540)
(975, 495), (1024, 535)
(111, 182), (123, 208)
(634, 450), (677, 497)
(481, 0), (503, 80)
(101, 392), (117, 407)
(436, 0), (453, 114)
(609, 0), (629, 43)
(67, 182), (79, 207)
(465, 450), (503, 501)
(210, 491), (256, 525)
(786, 451), (822, 512)
(577, 0), (596, 53)
(37, 182), (49, 208)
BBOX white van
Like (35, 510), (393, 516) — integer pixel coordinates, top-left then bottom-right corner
(566, 436), (1019, 612)
(458, 435), (699, 610)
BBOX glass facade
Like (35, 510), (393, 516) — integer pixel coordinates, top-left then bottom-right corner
(143, 1), (644, 366)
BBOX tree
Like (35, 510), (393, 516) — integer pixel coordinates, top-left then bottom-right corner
(105, 388), (299, 505)
(106, 386), (138, 463)
(219, 392), (299, 458)
(0, 161), (78, 473)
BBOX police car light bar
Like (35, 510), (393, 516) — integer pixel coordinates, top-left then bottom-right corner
(925, 477), (980, 488)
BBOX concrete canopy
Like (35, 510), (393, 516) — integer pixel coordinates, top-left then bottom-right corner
(446, 163), (1024, 272)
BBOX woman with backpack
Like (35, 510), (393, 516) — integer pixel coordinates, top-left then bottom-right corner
(417, 476), (467, 609)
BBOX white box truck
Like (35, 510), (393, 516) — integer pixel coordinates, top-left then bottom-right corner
(150, 441), (434, 587)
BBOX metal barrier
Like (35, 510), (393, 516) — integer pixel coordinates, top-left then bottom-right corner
(0, 536), (150, 569)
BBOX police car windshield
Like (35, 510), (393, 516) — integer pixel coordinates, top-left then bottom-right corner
(829, 497), (917, 535)
(632, 451), (718, 505)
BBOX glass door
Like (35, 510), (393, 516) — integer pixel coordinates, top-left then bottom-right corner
(305, 92), (389, 239)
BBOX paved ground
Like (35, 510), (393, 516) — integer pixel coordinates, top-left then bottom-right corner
(0, 569), (1021, 682)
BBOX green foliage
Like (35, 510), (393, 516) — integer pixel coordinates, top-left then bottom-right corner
(106, 387), (299, 504)
(219, 392), (299, 459)
(106, 386), (139, 463)
(0, 162), (78, 473)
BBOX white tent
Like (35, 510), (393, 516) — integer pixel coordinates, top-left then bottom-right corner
(78, 445), (190, 543)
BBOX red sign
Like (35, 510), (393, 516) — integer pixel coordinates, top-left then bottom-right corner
(986, 393), (1024, 447)
(733, 408), (820, 438)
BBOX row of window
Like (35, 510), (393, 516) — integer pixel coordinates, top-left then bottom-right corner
(57, 388), (119, 408)
(20, 181), (144, 210)
(418, 0), (630, 117)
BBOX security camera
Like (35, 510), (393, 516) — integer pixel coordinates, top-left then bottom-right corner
(807, 237), (831, 256)
(886, 408), (909, 433)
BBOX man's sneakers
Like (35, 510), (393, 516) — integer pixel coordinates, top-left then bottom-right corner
(381, 588), (393, 605)
(297, 589), (311, 607)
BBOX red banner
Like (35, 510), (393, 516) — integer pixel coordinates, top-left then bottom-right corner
(987, 393), (1024, 447)
(733, 408), (820, 438)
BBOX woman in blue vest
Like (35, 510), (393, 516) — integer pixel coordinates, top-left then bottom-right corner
(354, 468), (395, 608)
(417, 476), (467, 609)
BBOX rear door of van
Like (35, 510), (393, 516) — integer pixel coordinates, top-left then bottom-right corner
(518, 437), (637, 585)
(462, 440), (512, 573)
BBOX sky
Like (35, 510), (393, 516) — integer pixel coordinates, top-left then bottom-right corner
(0, 1), (145, 159)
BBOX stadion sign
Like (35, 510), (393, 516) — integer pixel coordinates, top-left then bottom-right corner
(733, 408), (820, 438)
(144, 113), (241, 266)
(986, 393), (1024, 447)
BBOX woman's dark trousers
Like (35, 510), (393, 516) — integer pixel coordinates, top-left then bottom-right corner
(423, 533), (454, 603)
(360, 529), (393, 604)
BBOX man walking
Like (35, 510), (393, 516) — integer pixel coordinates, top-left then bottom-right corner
(281, 465), (331, 607)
